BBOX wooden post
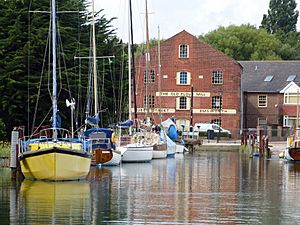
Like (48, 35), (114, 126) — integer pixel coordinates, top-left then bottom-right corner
(265, 136), (269, 158)
(259, 129), (263, 156)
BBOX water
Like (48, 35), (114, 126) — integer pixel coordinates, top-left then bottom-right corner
(1, 151), (300, 224)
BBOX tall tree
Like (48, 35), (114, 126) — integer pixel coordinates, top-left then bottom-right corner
(261, 0), (299, 34)
(200, 24), (297, 60)
(0, 0), (127, 138)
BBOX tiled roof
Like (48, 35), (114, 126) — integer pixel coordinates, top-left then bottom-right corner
(239, 61), (300, 93)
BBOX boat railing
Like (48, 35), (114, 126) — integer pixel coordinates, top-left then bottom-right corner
(18, 128), (84, 153)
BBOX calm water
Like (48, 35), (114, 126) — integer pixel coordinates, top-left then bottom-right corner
(1, 151), (300, 224)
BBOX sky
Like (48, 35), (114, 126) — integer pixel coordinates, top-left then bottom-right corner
(95, 0), (300, 44)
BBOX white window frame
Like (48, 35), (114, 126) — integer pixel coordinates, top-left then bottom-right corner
(176, 71), (191, 85)
(284, 93), (300, 105)
(176, 97), (190, 110)
(258, 95), (267, 107)
(283, 115), (299, 127)
(179, 44), (189, 58)
(212, 71), (223, 84)
(212, 96), (222, 109)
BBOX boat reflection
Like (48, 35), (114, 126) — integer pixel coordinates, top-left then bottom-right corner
(19, 180), (91, 224)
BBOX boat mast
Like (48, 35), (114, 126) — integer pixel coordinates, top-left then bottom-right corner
(145, 0), (150, 119)
(129, 0), (138, 129)
(128, 0), (132, 135)
(157, 25), (162, 124)
(92, 0), (98, 118)
(52, 0), (57, 131)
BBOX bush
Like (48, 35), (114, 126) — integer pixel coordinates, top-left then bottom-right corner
(0, 143), (10, 157)
(198, 131), (231, 138)
(0, 119), (6, 143)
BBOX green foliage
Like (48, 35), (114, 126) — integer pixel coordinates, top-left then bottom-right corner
(198, 131), (230, 138)
(135, 38), (165, 56)
(0, 118), (6, 142)
(200, 24), (300, 60)
(261, 0), (299, 35)
(0, 0), (128, 138)
(0, 144), (10, 158)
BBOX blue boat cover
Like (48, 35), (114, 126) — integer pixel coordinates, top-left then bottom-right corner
(83, 128), (113, 138)
(117, 119), (133, 128)
(168, 124), (178, 140)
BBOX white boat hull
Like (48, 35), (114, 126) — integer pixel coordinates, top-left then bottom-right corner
(102, 151), (122, 166)
(122, 144), (153, 162)
(153, 150), (167, 159)
(167, 145), (176, 157)
(176, 144), (184, 153)
(153, 143), (167, 159)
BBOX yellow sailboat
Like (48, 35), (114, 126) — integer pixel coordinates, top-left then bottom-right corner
(19, 0), (91, 181)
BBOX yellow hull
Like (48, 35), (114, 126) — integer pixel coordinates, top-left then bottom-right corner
(19, 147), (91, 181)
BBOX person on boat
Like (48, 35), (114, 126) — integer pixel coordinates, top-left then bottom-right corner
(111, 130), (117, 150)
(154, 125), (161, 134)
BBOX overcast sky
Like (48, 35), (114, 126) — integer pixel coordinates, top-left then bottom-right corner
(95, 0), (300, 43)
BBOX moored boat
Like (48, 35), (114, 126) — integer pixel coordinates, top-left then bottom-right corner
(19, 128), (91, 181)
(153, 142), (167, 159)
(122, 143), (153, 162)
(18, 0), (91, 181)
(285, 128), (300, 160)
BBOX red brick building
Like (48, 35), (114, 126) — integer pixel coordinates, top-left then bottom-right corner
(240, 61), (300, 139)
(133, 30), (242, 138)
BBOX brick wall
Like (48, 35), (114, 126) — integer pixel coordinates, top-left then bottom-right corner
(133, 30), (242, 138)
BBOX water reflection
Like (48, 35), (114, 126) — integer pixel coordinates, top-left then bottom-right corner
(2, 152), (300, 224)
(17, 180), (91, 224)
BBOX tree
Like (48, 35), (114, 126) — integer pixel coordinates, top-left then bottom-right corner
(0, 0), (128, 138)
(261, 0), (299, 34)
(0, 118), (6, 143)
(200, 24), (292, 60)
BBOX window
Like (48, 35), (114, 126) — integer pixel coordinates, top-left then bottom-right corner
(176, 97), (190, 110)
(176, 71), (191, 85)
(144, 95), (155, 108)
(284, 93), (300, 104)
(211, 119), (221, 127)
(264, 75), (273, 82)
(212, 96), (222, 109)
(144, 69), (155, 83)
(180, 72), (187, 84)
(258, 95), (267, 107)
(179, 44), (189, 58)
(212, 71), (223, 84)
(179, 97), (187, 109)
(287, 75), (296, 82)
(258, 117), (267, 127)
(283, 116), (298, 127)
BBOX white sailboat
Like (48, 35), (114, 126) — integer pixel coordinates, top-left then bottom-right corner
(152, 26), (167, 159)
(18, 0), (91, 181)
(121, 0), (153, 163)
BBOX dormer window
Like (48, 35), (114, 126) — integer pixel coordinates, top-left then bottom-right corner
(264, 75), (273, 82)
(287, 75), (296, 82)
(179, 44), (189, 58)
